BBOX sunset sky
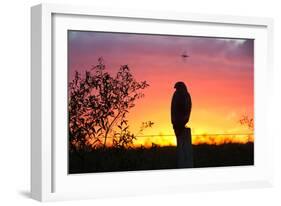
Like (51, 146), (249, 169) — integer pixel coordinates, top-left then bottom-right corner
(68, 31), (254, 146)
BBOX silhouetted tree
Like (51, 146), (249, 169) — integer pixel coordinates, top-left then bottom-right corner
(239, 115), (254, 142)
(239, 115), (254, 130)
(68, 58), (149, 151)
(112, 121), (154, 149)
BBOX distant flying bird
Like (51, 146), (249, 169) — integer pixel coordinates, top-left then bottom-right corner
(181, 51), (190, 59)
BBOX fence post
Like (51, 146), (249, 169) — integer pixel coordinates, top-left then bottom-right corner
(177, 127), (193, 168)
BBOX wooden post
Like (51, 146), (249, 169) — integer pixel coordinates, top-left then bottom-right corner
(176, 127), (193, 168)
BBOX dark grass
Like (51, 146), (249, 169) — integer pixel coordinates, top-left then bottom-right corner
(69, 142), (254, 174)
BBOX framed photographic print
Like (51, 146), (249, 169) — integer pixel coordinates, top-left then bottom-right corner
(31, 3), (274, 201)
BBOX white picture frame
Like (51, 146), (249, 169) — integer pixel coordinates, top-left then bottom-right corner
(31, 3), (274, 202)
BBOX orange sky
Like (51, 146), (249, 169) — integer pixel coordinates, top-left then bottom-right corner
(68, 31), (254, 146)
